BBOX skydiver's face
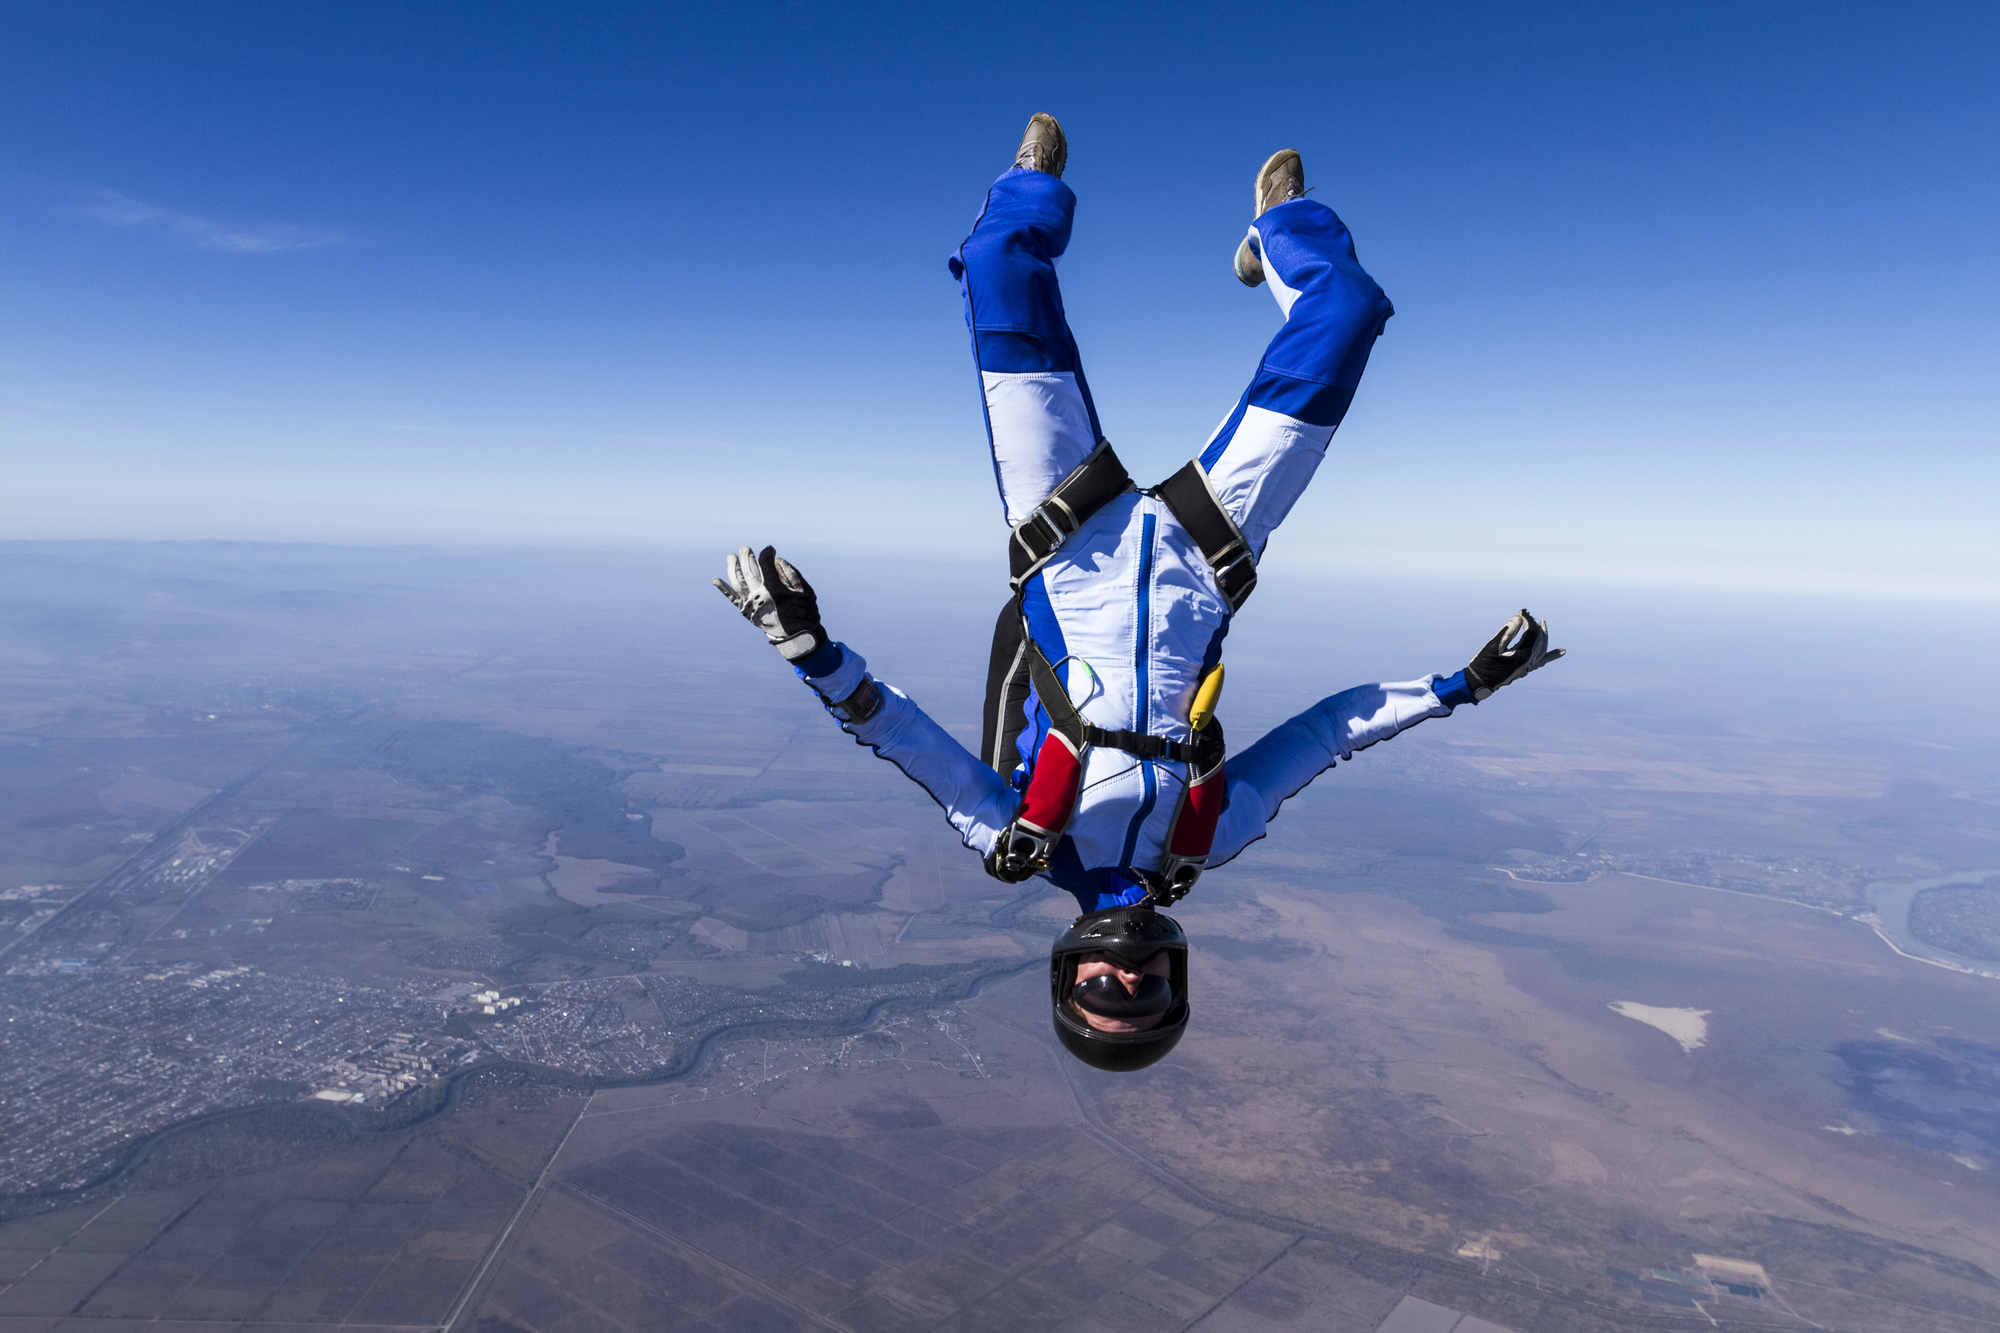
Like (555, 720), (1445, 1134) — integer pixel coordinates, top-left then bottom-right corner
(1071, 949), (1173, 1033)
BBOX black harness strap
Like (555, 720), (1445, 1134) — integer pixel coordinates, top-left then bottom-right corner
(1024, 639), (1198, 765)
(981, 593), (1033, 772)
(1009, 440), (1134, 591)
(986, 447), (1255, 778)
(1155, 460), (1258, 612)
(1023, 640), (1087, 749)
(1079, 725), (1194, 764)
(987, 441), (1133, 772)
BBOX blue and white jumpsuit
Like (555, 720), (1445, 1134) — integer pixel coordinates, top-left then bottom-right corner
(793, 166), (1478, 913)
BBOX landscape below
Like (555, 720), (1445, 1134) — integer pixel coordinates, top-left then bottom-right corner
(1, 541), (1996, 1333)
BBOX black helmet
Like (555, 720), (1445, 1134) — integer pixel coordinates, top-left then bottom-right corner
(1049, 905), (1189, 1072)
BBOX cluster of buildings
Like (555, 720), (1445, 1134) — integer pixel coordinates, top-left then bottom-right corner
(0, 957), (458, 1192)
(315, 1032), (476, 1103)
(1606, 1255), (1772, 1308)
(469, 987), (524, 1014)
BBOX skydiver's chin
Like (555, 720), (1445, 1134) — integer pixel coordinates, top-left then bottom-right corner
(1077, 1009), (1166, 1034)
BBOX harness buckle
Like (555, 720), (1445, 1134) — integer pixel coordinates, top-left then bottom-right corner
(1154, 459), (1260, 613)
(1210, 543), (1258, 611)
(1144, 856), (1205, 906)
(1007, 442), (1131, 590)
(985, 819), (1057, 884)
(1010, 498), (1078, 572)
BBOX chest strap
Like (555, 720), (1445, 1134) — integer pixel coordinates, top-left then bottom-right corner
(1024, 639), (1198, 764)
(1009, 440), (1134, 591)
(1080, 725), (1195, 763)
(1155, 460), (1257, 612)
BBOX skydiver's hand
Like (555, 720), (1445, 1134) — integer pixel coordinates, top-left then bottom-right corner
(712, 545), (828, 661)
(1464, 609), (1564, 701)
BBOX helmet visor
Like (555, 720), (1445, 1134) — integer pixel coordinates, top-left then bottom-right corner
(1071, 969), (1174, 1021)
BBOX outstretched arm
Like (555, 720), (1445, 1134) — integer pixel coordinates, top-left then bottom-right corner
(1208, 677), (1451, 865)
(1208, 610), (1562, 867)
(713, 546), (1014, 856)
(800, 640), (1016, 856)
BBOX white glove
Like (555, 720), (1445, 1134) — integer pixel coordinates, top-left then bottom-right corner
(712, 545), (827, 661)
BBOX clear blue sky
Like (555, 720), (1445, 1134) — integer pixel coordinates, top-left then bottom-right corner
(2, 1), (1994, 599)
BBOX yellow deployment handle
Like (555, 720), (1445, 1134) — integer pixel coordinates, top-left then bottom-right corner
(1189, 663), (1225, 732)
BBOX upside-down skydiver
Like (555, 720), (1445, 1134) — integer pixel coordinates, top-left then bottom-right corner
(716, 115), (1563, 1072)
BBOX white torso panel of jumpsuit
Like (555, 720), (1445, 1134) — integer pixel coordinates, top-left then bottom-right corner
(1014, 489), (1228, 879)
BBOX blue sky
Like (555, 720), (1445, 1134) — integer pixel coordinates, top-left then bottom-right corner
(2, 1), (1994, 599)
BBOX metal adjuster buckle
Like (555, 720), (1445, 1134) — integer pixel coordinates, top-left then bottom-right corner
(986, 820), (1056, 884)
(1211, 545), (1257, 610)
(1012, 496), (1078, 563)
(1145, 856), (1205, 906)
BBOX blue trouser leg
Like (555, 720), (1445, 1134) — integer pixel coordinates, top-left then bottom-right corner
(950, 169), (1105, 527)
(1196, 200), (1395, 558)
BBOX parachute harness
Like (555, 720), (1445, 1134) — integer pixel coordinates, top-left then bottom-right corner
(982, 440), (1255, 902)
(985, 639), (1227, 904)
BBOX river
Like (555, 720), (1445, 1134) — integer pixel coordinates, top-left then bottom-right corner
(1863, 868), (2000, 978)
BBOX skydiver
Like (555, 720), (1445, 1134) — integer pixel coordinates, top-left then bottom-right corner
(715, 115), (1563, 1072)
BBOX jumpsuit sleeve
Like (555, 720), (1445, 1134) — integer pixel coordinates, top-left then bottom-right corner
(1208, 676), (1454, 867)
(802, 645), (1015, 857)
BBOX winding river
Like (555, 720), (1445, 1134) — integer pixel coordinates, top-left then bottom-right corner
(1863, 868), (2000, 978)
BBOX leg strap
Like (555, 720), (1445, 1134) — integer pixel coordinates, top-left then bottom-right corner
(1009, 440), (1135, 591)
(1155, 460), (1258, 612)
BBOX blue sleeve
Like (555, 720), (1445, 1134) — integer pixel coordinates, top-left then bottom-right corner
(792, 644), (1014, 857)
(791, 640), (844, 680)
(1431, 669), (1475, 709)
(793, 641), (870, 705)
(1207, 676), (1457, 868)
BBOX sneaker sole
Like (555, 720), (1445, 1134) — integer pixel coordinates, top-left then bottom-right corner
(1233, 235), (1264, 287)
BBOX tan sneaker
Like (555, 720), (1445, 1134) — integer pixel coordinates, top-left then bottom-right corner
(1233, 148), (1306, 287)
(1013, 113), (1067, 178)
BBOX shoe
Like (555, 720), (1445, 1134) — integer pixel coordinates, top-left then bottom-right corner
(1233, 148), (1305, 287)
(1232, 236), (1264, 287)
(1014, 113), (1067, 178)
